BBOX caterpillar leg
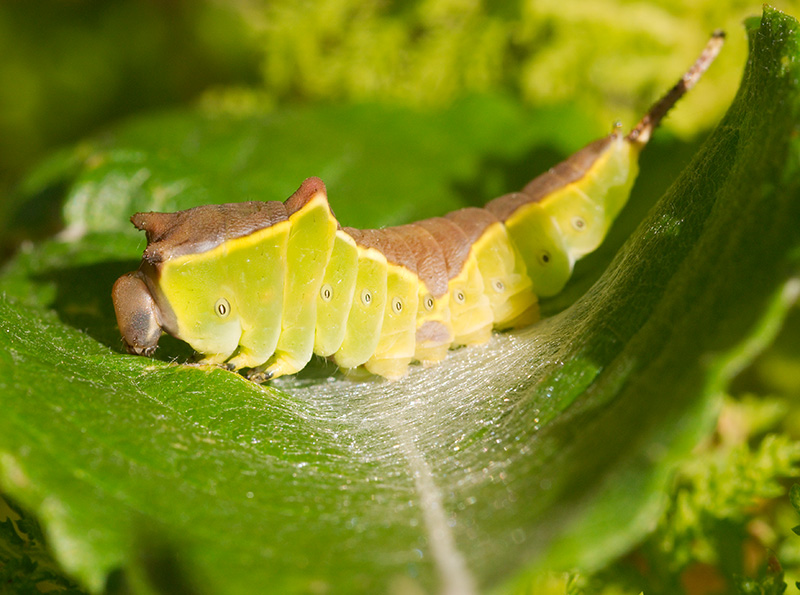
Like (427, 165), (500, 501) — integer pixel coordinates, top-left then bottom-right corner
(252, 350), (311, 381)
(226, 349), (263, 371)
(365, 322), (417, 378)
(363, 356), (414, 380)
(453, 325), (493, 346)
(246, 368), (273, 383)
(414, 320), (453, 365)
(196, 353), (233, 366)
(502, 302), (541, 330)
(245, 353), (303, 382)
(225, 321), (285, 370)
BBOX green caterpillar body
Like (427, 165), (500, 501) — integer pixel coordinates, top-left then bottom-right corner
(112, 33), (724, 381)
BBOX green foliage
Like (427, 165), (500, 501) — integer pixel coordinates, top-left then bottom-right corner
(735, 566), (788, 595)
(0, 497), (83, 594)
(0, 0), (260, 243)
(645, 431), (800, 593)
(239, 0), (786, 133)
(657, 434), (800, 570)
(2, 0), (791, 205)
(539, 398), (800, 595)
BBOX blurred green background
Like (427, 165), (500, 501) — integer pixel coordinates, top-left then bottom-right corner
(1, 0), (794, 220)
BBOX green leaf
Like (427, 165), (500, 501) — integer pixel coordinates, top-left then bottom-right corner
(790, 484), (800, 537)
(791, 484), (800, 513)
(1, 6), (800, 593)
(0, 496), (83, 594)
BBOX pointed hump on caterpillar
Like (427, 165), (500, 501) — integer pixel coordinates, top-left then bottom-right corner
(112, 178), (333, 357)
(112, 33), (724, 380)
(132, 177), (331, 264)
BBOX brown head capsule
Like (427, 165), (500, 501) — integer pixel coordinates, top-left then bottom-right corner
(112, 272), (163, 356)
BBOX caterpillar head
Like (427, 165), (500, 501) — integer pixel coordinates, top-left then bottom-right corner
(112, 271), (164, 356)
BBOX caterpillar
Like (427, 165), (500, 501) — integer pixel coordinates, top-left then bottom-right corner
(112, 31), (724, 382)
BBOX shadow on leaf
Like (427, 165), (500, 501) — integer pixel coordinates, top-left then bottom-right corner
(34, 259), (194, 362)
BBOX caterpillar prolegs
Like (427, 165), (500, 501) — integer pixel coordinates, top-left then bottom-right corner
(112, 32), (724, 381)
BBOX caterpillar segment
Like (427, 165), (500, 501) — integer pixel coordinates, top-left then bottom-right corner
(112, 31), (724, 381)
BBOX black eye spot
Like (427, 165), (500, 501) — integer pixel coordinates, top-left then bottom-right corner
(540, 251), (551, 265)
